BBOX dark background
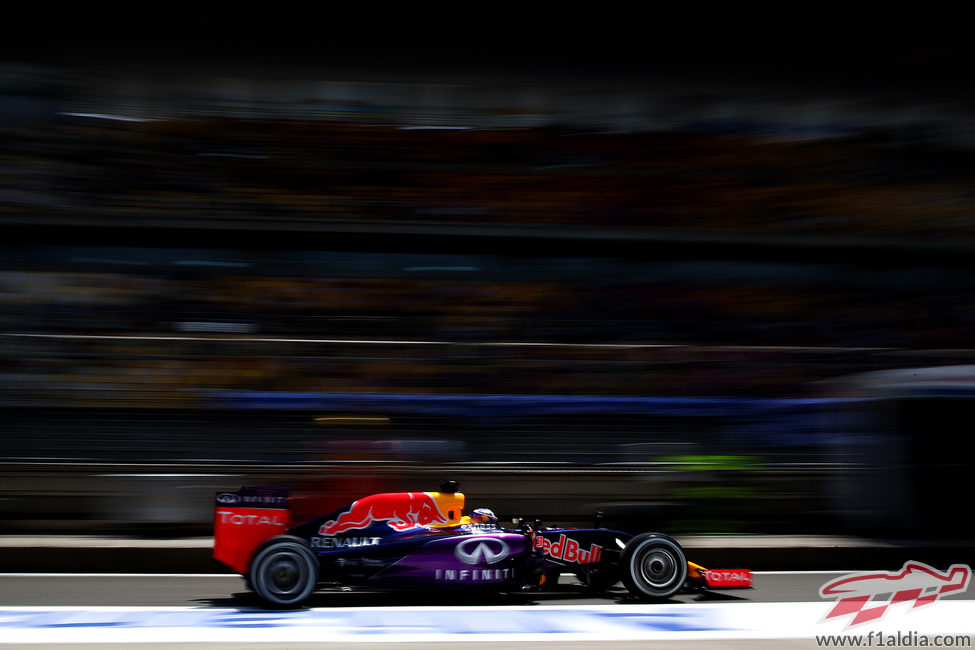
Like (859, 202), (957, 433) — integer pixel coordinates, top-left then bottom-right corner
(2, 6), (974, 539)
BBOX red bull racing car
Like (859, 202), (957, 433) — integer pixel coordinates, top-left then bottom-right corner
(213, 480), (752, 607)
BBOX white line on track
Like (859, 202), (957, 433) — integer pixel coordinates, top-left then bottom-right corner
(0, 570), (850, 578)
(1, 602), (974, 644)
(752, 570), (850, 575)
(0, 573), (240, 578)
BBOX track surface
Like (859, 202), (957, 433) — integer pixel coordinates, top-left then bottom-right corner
(1, 573), (972, 650)
(2, 571), (971, 606)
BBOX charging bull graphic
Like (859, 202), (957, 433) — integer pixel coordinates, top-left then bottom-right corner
(319, 492), (449, 535)
(819, 561), (971, 627)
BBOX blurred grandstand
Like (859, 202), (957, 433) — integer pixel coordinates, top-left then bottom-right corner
(2, 56), (975, 539)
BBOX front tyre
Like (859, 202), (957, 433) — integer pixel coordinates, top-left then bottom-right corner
(248, 536), (319, 608)
(620, 533), (687, 600)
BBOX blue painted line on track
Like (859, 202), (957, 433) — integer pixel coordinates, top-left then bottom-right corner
(0, 606), (728, 635)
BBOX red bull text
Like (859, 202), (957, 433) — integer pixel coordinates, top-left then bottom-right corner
(320, 492), (449, 535)
(534, 534), (603, 564)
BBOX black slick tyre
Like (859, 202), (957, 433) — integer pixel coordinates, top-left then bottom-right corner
(248, 536), (319, 608)
(620, 532), (687, 600)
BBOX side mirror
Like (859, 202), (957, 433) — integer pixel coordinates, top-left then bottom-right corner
(439, 480), (459, 494)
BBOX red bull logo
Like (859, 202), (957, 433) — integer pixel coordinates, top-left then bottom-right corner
(819, 561), (971, 627)
(534, 534), (603, 564)
(319, 492), (449, 535)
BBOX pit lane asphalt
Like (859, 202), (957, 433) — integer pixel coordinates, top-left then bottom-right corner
(3, 571), (971, 607)
(4, 534), (973, 573)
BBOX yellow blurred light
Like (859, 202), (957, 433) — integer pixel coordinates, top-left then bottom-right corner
(314, 415), (390, 425)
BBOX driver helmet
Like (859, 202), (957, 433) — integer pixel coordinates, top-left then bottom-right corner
(469, 508), (498, 525)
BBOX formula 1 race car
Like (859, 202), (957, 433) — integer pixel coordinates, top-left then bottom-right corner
(213, 480), (752, 607)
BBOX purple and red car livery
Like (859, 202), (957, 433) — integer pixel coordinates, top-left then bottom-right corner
(318, 491), (451, 534)
(213, 480), (752, 607)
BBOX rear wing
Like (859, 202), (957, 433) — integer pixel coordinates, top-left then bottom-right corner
(213, 487), (291, 574)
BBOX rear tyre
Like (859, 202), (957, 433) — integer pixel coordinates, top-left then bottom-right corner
(248, 536), (319, 608)
(620, 533), (687, 600)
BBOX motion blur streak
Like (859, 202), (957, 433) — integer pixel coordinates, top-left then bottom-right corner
(2, 12), (975, 545)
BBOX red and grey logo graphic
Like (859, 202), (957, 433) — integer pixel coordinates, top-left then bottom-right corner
(319, 492), (448, 535)
(819, 561), (971, 627)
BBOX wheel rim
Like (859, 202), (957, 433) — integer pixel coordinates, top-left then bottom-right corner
(260, 549), (310, 600)
(268, 555), (300, 593)
(639, 548), (677, 588)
